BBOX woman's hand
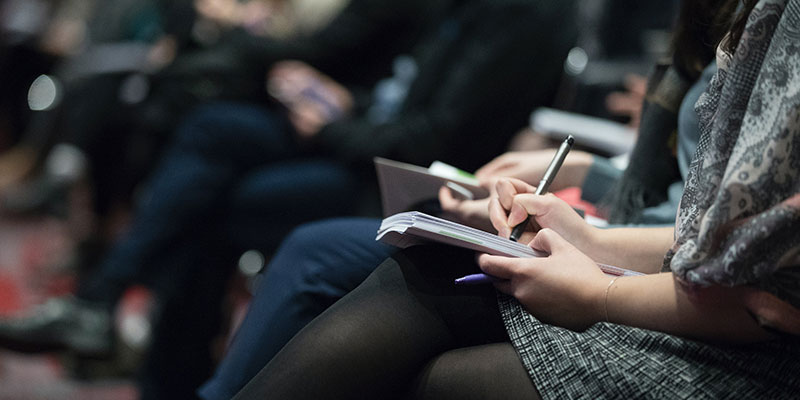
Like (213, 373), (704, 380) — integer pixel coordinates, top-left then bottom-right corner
(491, 177), (672, 272)
(476, 151), (554, 184)
(489, 178), (596, 252)
(478, 229), (609, 331)
(481, 231), (775, 341)
(475, 150), (592, 192)
(438, 186), (494, 232)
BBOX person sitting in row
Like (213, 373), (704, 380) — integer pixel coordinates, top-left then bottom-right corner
(0, 1), (579, 398)
(199, 29), (719, 400)
(229, 0), (800, 398)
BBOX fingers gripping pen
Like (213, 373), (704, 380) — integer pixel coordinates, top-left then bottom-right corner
(508, 135), (574, 242)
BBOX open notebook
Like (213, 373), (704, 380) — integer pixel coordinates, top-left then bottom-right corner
(377, 211), (642, 277)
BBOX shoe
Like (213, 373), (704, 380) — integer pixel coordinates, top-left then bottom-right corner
(0, 296), (113, 358)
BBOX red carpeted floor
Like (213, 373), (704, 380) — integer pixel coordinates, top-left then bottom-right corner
(0, 215), (139, 400)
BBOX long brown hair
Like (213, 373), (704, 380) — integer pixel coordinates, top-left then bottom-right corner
(723, 0), (760, 54)
(670, 0), (741, 79)
(604, 0), (760, 224)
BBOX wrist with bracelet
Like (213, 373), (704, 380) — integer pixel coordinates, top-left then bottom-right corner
(604, 276), (620, 323)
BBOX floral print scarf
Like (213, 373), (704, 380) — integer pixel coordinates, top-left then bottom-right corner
(666, 0), (800, 334)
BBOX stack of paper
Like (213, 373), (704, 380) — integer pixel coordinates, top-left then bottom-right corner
(378, 211), (544, 258)
(376, 211), (641, 277)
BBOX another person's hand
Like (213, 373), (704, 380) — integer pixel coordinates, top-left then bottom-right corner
(475, 150), (592, 193)
(505, 127), (561, 152)
(267, 61), (354, 139)
(489, 178), (595, 251)
(438, 186), (494, 232)
(478, 228), (609, 331)
(605, 73), (647, 129)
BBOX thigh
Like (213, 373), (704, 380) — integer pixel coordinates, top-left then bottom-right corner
(199, 218), (397, 400)
(245, 217), (399, 319)
(224, 159), (360, 249)
(233, 245), (510, 400)
(409, 343), (540, 400)
(264, 217), (396, 288)
(172, 101), (296, 168)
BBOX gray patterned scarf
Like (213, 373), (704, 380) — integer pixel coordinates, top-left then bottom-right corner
(665, 0), (800, 334)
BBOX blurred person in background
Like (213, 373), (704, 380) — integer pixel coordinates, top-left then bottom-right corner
(0, 0), (350, 231)
(0, 0), (580, 398)
(0, 0), (443, 397)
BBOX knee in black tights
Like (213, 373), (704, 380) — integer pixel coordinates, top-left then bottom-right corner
(234, 245), (522, 400)
(407, 343), (540, 400)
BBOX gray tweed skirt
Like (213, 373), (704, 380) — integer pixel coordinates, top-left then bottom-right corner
(498, 295), (800, 399)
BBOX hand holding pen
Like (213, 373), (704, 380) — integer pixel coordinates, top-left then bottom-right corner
(509, 135), (573, 241)
(486, 135), (575, 243)
(456, 136), (575, 285)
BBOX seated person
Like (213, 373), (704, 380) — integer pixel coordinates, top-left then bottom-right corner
(0, 0), (432, 218)
(199, 54), (717, 400)
(232, 1), (800, 397)
(0, 1), (578, 398)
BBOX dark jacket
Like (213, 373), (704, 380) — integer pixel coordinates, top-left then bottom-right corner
(315, 0), (579, 172)
(231, 0), (451, 90)
(155, 0), (449, 119)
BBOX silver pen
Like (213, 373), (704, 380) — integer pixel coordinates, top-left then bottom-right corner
(509, 135), (574, 242)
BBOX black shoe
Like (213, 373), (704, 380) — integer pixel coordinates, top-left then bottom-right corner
(0, 296), (113, 358)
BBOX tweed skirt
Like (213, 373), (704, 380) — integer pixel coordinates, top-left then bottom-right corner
(498, 295), (800, 399)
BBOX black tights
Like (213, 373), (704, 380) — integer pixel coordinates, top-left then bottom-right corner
(234, 245), (540, 400)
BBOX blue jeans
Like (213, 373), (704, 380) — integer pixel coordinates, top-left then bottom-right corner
(74, 101), (360, 399)
(78, 101), (358, 304)
(198, 218), (394, 400)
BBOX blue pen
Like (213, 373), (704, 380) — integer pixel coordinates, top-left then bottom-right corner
(454, 273), (501, 285)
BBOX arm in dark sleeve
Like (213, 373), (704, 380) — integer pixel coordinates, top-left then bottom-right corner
(232, 0), (437, 85)
(315, 1), (577, 171)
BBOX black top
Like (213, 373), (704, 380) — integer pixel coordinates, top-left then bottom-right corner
(316, 0), (579, 172)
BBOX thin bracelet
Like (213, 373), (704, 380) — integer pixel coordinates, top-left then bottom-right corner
(604, 276), (620, 323)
